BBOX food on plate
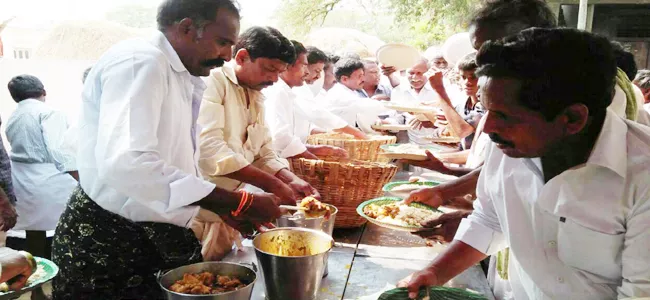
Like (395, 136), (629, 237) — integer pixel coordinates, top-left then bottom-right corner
(408, 177), (420, 183)
(0, 251), (40, 293)
(298, 196), (332, 219)
(391, 184), (425, 192)
(386, 144), (428, 155)
(169, 272), (246, 295)
(363, 202), (441, 227)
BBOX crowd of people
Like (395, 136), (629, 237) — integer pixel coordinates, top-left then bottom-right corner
(0, 0), (649, 299)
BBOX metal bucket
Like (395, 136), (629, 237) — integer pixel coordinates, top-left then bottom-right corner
(276, 204), (337, 277)
(253, 228), (334, 300)
(158, 262), (257, 300)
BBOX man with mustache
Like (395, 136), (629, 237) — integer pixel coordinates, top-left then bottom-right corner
(400, 27), (650, 300)
(51, 1), (284, 298)
(196, 27), (319, 261)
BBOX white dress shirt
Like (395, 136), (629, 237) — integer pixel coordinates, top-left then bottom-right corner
(77, 31), (216, 228)
(455, 109), (650, 299)
(390, 83), (439, 145)
(5, 99), (77, 231)
(326, 83), (388, 132)
(263, 79), (312, 158)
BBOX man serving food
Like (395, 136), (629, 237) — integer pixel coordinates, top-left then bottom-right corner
(399, 28), (650, 300)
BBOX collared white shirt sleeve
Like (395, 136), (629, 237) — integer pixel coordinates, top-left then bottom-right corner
(92, 54), (214, 221)
(41, 111), (74, 172)
(454, 143), (507, 256)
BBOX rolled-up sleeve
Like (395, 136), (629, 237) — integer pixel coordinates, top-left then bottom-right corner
(454, 144), (507, 256)
(198, 74), (252, 177)
(618, 190), (650, 298)
(95, 54), (215, 219)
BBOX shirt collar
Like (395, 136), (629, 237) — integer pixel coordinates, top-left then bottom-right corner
(221, 62), (240, 86)
(151, 31), (187, 74)
(585, 109), (627, 177)
(276, 78), (292, 93)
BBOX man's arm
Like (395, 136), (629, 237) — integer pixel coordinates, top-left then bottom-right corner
(618, 191), (650, 297)
(94, 54), (216, 222)
(263, 90), (310, 159)
(426, 72), (475, 139)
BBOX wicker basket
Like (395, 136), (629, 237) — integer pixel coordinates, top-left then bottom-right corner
(306, 133), (396, 163)
(289, 158), (398, 228)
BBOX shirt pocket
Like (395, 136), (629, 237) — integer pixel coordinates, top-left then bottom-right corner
(557, 218), (623, 282)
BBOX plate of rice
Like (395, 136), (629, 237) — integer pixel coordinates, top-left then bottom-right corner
(357, 197), (443, 232)
(383, 180), (440, 198)
(0, 257), (59, 299)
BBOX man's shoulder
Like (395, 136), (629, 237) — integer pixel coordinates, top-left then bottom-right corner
(96, 38), (168, 71)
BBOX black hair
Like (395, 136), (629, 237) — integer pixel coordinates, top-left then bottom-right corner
(334, 57), (364, 82)
(457, 52), (478, 71)
(157, 0), (240, 31)
(8, 74), (46, 103)
(470, 0), (557, 33)
(82, 66), (92, 84)
(611, 42), (637, 80)
(476, 28), (616, 120)
(234, 26), (296, 64)
(306, 46), (328, 65)
(291, 40), (307, 57)
(634, 70), (650, 89)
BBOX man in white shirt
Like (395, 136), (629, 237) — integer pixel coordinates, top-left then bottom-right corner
(4, 76), (77, 284)
(400, 28), (650, 300)
(51, 2), (283, 298)
(264, 41), (355, 159)
(327, 57), (388, 132)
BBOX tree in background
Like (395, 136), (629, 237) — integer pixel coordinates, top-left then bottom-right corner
(273, 0), (480, 50)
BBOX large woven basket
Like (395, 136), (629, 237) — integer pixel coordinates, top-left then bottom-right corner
(306, 133), (396, 163)
(289, 158), (398, 228)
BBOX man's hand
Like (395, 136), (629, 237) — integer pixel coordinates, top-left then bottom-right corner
(240, 191), (284, 222)
(290, 150), (319, 160)
(0, 248), (34, 290)
(380, 65), (397, 77)
(267, 182), (298, 206)
(0, 199), (17, 232)
(401, 151), (448, 173)
(428, 70), (445, 92)
(405, 186), (445, 209)
(408, 118), (435, 130)
(287, 177), (320, 200)
(412, 210), (472, 243)
(308, 145), (349, 160)
(397, 268), (442, 299)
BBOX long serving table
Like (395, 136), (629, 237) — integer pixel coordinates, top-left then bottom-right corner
(223, 170), (495, 299)
(223, 224), (495, 300)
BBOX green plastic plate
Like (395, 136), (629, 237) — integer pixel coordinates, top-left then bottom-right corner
(382, 181), (440, 198)
(0, 257), (59, 299)
(379, 287), (488, 300)
(356, 197), (441, 232)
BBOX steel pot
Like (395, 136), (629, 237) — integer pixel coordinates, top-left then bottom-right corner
(158, 261), (257, 300)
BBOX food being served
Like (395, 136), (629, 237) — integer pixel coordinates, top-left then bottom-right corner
(391, 184), (426, 192)
(298, 196), (332, 219)
(169, 272), (246, 295)
(386, 144), (428, 155)
(267, 233), (315, 256)
(363, 202), (441, 227)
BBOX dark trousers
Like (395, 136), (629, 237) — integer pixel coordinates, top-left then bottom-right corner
(51, 186), (202, 300)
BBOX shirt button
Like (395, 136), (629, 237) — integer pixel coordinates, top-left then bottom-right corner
(548, 240), (557, 247)
(557, 277), (564, 283)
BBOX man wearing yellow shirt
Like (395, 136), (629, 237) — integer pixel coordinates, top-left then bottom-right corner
(195, 27), (318, 260)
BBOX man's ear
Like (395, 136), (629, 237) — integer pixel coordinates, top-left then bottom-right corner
(176, 18), (198, 39)
(234, 49), (250, 65)
(558, 103), (590, 135)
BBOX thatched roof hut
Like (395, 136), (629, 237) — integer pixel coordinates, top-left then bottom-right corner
(33, 20), (154, 60)
(303, 27), (385, 58)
